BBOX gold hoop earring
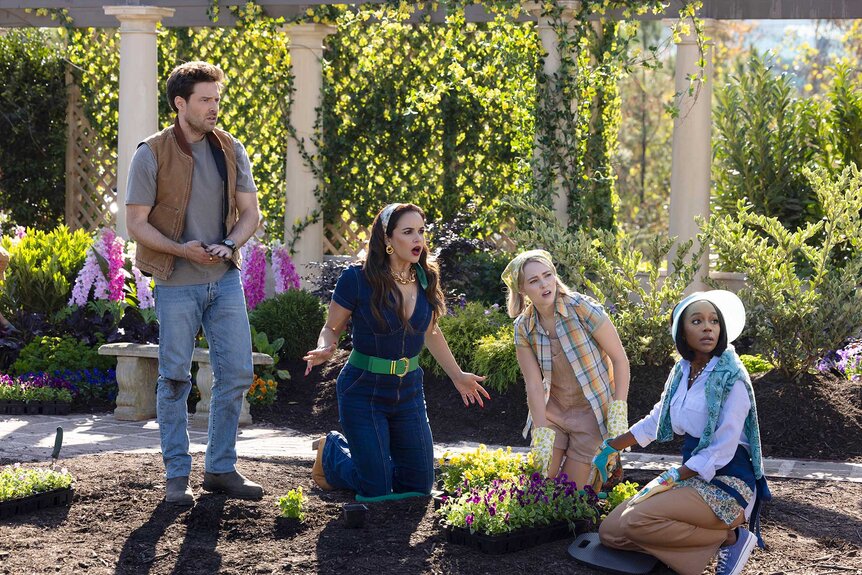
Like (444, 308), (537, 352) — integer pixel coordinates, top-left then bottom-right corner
(385, 245), (394, 255)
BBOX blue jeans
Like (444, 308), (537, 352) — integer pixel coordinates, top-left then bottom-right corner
(322, 363), (435, 497)
(153, 267), (253, 479)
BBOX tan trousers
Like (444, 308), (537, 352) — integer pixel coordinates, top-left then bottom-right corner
(599, 486), (744, 575)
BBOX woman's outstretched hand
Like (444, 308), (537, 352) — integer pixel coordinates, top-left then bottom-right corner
(452, 372), (490, 408)
(303, 343), (337, 376)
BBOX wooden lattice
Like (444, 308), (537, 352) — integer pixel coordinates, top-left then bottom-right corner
(65, 69), (116, 233)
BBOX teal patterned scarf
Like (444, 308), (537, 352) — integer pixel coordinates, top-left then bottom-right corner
(656, 347), (766, 479)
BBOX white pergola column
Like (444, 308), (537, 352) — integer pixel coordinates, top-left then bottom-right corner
(104, 5), (174, 239)
(530, 1), (580, 227)
(282, 23), (335, 286)
(666, 19), (714, 290)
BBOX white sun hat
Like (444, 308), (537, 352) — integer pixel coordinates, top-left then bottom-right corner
(670, 290), (746, 343)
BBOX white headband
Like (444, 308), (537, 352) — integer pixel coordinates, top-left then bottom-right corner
(379, 203), (401, 233)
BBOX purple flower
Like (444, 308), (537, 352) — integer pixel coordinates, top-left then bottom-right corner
(240, 239), (267, 309)
(271, 242), (301, 293)
(465, 514), (474, 526)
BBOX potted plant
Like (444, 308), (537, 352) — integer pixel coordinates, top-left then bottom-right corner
(0, 464), (74, 519)
(437, 473), (599, 554)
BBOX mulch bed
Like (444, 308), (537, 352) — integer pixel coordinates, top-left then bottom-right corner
(253, 352), (862, 462)
(1, 355), (860, 574)
(0, 453), (859, 575)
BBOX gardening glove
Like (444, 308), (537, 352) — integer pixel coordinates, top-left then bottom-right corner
(628, 467), (681, 506)
(588, 439), (619, 492)
(606, 400), (629, 440)
(530, 426), (555, 476)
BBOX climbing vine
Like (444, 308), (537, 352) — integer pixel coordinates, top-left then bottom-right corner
(61, 0), (704, 245)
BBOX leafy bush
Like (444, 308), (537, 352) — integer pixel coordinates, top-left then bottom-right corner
(248, 290), (326, 362)
(704, 165), (862, 376)
(0, 29), (67, 229)
(713, 53), (824, 234)
(429, 210), (510, 307)
(508, 198), (703, 367)
(739, 354), (771, 375)
(419, 302), (508, 377)
(11, 335), (115, 376)
(0, 464), (73, 502)
(0, 226), (92, 318)
(472, 325), (520, 393)
(0, 312), (51, 371)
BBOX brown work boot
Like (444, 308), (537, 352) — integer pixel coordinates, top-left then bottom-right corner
(312, 436), (332, 491)
(202, 470), (264, 500)
(165, 476), (194, 506)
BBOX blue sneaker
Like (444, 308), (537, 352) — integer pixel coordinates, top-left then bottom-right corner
(715, 527), (757, 575)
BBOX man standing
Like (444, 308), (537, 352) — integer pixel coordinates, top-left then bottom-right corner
(126, 61), (263, 505)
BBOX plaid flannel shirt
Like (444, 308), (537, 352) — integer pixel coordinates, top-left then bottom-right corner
(514, 291), (615, 438)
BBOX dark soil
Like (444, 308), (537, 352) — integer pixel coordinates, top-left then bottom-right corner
(2, 355), (860, 574)
(254, 352), (862, 462)
(0, 453), (860, 575)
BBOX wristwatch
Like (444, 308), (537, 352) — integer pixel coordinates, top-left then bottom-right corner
(220, 238), (237, 253)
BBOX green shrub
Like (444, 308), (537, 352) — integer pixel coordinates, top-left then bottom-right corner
(11, 336), (115, 376)
(472, 325), (520, 393)
(739, 354), (771, 375)
(441, 250), (510, 308)
(0, 226), (92, 318)
(0, 29), (67, 229)
(419, 302), (508, 377)
(713, 53), (823, 235)
(704, 164), (862, 376)
(248, 290), (326, 362)
(508, 198), (703, 367)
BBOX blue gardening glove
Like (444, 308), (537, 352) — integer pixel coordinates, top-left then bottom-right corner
(588, 439), (619, 491)
(628, 467), (681, 506)
(530, 426), (556, 476)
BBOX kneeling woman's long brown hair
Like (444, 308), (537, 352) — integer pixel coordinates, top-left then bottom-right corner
(364, 204), (446, 331)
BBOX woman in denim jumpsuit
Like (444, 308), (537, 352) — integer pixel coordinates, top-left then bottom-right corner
(304, 203), (490, 498)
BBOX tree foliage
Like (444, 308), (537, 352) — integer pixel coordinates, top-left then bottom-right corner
(713, 52), (824, 233)
(0, 29), (67, 229)
(703, 164), (862, 377)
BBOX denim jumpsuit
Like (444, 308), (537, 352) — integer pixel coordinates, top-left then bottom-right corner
(320, 265), (435, 497)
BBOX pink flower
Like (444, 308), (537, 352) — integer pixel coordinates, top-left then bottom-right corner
(271, 242), (300, 293)
(240, 239), (267, 310)
(69, 228), (127, 306)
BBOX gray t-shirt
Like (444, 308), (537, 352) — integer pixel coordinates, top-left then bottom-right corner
(126, 133), (257, 286)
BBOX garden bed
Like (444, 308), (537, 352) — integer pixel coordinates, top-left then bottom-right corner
(0, 452), (858, 574)
(253, 353), (862, 463)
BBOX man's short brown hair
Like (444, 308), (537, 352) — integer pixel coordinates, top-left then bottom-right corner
(166, 61), (225, 113)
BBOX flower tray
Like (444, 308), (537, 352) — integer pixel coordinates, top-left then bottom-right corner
(0, 487), (74, 520)
(0, 400), (71, 416)
(443, 519), (587, 555)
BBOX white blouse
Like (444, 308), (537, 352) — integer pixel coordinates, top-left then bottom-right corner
(630, 355), (752, 482)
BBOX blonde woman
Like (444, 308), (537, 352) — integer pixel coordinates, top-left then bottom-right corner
(501, 249), (629, 487)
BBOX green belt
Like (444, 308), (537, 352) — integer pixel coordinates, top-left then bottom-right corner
(348, 350), (420, 377)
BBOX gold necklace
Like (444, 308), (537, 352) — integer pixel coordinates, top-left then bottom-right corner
(391, 267), (416, 285)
